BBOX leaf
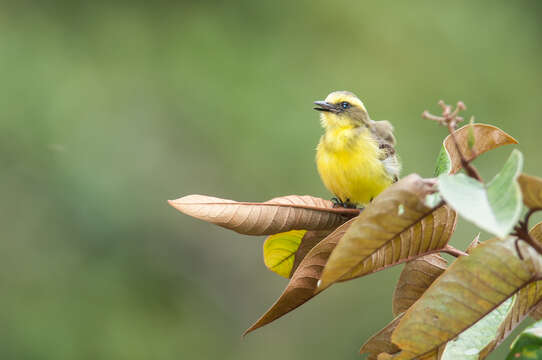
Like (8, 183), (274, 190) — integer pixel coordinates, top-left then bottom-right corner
(263, 230), (331, 278)
(361, 315), (403, 360)
(478, 222), (542, 358)
(441, 296), (515, 360)
(438, 149), (523, 238)
(434, 123), (518, 176)
(317, 174), (438, 292)
(290, 230), (332, 276)
(392, 254), (448, 317)
(518, 173), (542, 209)
(168, 194), (358, 235)
(339, 206), (456, 283)
(246, 199), (456, 335)
(506, 320), (542, 360)
(361, 254), (448, 360)
(243, 218), (355, 335)
(263, 230), (306, 278)
(389, 235), (542, 360)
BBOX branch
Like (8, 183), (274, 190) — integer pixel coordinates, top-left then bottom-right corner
(441, 245), (468, 258)
(423, 100), (483, 182)
(513, 208), (542, 259)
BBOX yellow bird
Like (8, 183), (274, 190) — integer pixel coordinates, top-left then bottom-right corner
(314, 91), (400, 208)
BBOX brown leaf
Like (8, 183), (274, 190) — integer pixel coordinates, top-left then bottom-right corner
(444, 124), (518, 175)
(389, 235), (542, 360)
(392, 254), (448, 318)
(168, 194), (358, 235)
(518, 173), (542, 210)
(361, 254), (448, 360)
(361, 315), (403, 360)
(317, 174), (437, 292)
(339, 206), (456, 283)
(246, 197), (456, 335)
(290, 230), (332, 277)
(243, 218), (355, 335)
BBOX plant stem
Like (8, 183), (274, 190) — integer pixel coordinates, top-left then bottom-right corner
(442, 245), (468, 258)
(513, 208), (542, 259)
(423, 100), (483, 182)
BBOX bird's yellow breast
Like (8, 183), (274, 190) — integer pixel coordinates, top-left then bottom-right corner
(316, 126), (392, 205)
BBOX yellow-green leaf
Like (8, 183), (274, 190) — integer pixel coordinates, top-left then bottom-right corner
(264, 230), (306, 278)
(263, 230), (331, 278)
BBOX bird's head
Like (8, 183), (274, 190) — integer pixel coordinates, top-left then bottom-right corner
(314, 91), (370, 129)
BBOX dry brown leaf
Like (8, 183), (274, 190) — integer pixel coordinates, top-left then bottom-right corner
(246, 200), (456, 335)
(392, 254), (448, 318)
(362, 254), (448, 360)
(168, 194), (358, 235)
(444, 124), (518, 175)
(317, 174), (437, 292)
(389, 235), (542, 360)
(290, 230), (332, 277)
(361, 315), (403, 360)
(243, 218), (355, 335)
(518, 173), (542, 209)
(339, 206), (456, 283)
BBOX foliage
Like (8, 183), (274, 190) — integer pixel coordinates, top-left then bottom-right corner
(170, 102), (542, 359)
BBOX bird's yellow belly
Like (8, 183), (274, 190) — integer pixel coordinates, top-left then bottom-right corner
(316, 139), (392, 205)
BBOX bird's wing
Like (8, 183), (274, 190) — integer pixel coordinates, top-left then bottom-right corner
(369, 120), (401, 181)
(371, 120), (396, 146)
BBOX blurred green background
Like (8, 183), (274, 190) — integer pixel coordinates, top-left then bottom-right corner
(1, 1), (541, 359)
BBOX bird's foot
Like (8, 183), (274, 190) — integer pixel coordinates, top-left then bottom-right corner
(331, 197), (358, 209)
(331, 197), (343, 208)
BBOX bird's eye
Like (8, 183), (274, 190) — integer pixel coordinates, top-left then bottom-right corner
(340, 102), (351, 109)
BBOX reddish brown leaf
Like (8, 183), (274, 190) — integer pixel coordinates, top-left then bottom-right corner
(444, 124), (518, 175)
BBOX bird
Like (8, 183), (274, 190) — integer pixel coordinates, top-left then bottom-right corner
(314, 91), (400, 208)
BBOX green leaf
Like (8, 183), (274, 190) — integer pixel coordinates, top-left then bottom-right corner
(438, 149), (523, 238)
(506, 320), (542, 360)
(389, 235), (542, 360)
(441, 296), (515, 360)
(433, 124), (518, 177)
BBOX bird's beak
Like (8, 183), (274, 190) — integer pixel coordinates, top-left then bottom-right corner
(313, 101), (338, 113)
